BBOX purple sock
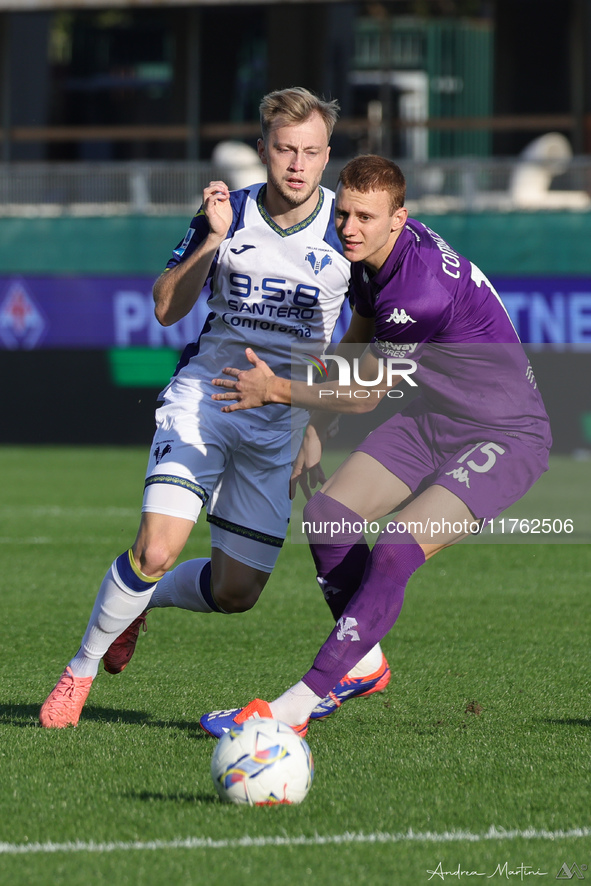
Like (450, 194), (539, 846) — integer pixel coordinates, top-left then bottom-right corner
(302, 522), (426, 699)
(303, 492), (370, 619)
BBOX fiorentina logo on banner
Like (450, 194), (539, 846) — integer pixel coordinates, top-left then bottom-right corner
(0, 280), (46, 349)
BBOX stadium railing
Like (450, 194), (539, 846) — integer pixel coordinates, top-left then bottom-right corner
(0, 157), (590, 216)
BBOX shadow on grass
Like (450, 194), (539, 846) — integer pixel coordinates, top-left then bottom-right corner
(0, 703), (210, 735)
(124, 789), (218, 805)
(542, 717), (591, 728)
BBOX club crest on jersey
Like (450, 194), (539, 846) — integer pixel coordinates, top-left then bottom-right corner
(305, 252), (332, 275)
(387, 308), (416, 325)
(153, 443), (172, 464)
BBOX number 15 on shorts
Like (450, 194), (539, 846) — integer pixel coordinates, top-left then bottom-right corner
(445, 442), (506, 488)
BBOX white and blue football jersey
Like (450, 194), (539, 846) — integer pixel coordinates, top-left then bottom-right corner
(161, 182), (350, 425)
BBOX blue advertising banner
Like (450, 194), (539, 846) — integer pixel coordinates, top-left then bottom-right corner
(0, 276), (203, 350)
(498, 277), (591, 345)
(1, 275), (590, 349)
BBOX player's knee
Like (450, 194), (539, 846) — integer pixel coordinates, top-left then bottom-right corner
(212, 580), (264, 613)
(132, 541), (177, 579)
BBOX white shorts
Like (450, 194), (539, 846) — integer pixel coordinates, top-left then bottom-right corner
(142, 377), (297, 572)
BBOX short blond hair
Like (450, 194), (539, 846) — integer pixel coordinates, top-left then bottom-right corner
(259, 87), (340, 142)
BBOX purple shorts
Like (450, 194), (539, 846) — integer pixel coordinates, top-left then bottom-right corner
(355, 398), (550, 521)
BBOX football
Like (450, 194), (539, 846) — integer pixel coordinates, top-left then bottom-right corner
(211, 718), (314, 806)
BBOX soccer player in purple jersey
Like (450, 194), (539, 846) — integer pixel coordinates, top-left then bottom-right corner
(199, 154), (551, 737)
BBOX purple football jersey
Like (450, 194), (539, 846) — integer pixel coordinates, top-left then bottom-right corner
(351, 220), (551, 448)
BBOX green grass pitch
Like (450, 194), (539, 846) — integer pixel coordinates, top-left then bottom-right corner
(0, 446), (590, 885)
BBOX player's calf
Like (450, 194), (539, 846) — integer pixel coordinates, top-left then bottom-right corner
(103, 611), (149, 674)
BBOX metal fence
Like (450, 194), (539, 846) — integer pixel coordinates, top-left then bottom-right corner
(0, 157), (590, 216)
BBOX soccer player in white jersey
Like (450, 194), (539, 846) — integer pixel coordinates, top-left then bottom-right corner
(40, 88), (390, 729)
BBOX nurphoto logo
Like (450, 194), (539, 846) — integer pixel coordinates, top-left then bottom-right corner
(304, 352), (417, 401)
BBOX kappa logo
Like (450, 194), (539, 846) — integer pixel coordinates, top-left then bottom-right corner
(445, 466), (471, 488)
(305, 252), (332, 275)
(387, 308), (416, 325)
(336, 616), (360, 642)
(0, 280), (45, 349)
(230, 244), (256, 255)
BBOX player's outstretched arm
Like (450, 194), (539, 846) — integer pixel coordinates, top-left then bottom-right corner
(212, 348), (291, 412)
(212, 307), (380, 412)
(153, 182), (233, 327)
(212, 346), (399, 414)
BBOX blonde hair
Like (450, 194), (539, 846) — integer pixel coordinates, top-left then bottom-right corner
(259, 87), (340, 142)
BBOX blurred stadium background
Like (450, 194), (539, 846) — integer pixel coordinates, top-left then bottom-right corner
(0, 0), (589, 453)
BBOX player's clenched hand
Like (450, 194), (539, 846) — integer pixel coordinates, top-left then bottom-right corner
(290, 423), (328, 500)
(212, 348), (275, 412)
(203, 181), (233, 239)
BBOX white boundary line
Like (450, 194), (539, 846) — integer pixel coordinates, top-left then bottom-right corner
(1, 826), (590, 856)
